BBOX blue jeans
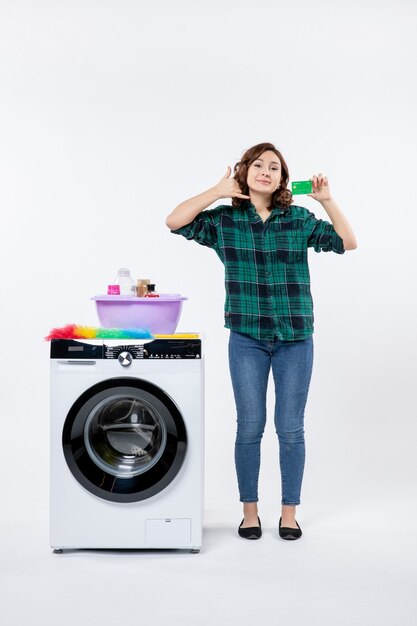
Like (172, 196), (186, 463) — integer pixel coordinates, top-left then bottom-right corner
(228, 330), (314, 505)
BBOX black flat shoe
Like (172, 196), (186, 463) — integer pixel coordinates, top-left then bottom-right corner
(279, 516), (302, 540)
(238, 516), (262, 540)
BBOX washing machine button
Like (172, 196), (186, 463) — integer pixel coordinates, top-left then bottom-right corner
(118, 351), (133, 367)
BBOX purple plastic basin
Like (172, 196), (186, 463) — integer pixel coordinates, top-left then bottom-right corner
(92, 294), (187, 334)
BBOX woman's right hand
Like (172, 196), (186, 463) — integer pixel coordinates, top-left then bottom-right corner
(166, 166), (251, 230)
(214, 166), (251, 200)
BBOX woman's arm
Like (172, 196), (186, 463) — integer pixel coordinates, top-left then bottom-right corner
(166, 166), (250, 230)
(308, 174), (358, 250)
(319, 197), (357, 250)
(165, 186), (222, 230)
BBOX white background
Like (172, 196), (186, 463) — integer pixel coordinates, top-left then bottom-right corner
(1, 0), (416, 520)
(0, 1), (416, 622)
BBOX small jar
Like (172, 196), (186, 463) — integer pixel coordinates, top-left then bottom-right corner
(144, 284), (159, 298)
(136, 278), (150, 297)
(107, 284), (121, 295)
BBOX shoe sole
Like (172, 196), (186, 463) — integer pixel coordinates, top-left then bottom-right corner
(279, 533), (301, 540)
(238, 532), (262, 540)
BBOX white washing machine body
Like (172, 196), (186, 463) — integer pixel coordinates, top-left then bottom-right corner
(50, 337), (204, 552)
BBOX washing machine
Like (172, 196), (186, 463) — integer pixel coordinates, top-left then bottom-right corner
(50, 336), (204, 552)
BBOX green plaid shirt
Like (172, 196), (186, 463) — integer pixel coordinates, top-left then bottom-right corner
(171, 199), (345, 341)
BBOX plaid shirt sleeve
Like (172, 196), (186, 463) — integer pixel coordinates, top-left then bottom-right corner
(170, 207), (221, 249)
(304, 209), (345, 254)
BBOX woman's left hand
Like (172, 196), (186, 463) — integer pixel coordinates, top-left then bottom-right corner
(307, 173), (332, 202)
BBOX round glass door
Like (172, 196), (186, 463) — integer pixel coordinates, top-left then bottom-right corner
(63, 378), (187, 502)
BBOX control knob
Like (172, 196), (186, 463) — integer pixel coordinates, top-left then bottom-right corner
(118, 351), (133, 367)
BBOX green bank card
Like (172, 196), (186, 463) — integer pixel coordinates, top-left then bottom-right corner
(292, 180), (312, 195)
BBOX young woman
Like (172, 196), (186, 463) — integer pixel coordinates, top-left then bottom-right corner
(166, 142), (357, 541)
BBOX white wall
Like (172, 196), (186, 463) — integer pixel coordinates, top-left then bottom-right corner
(1, 0), (416, 523)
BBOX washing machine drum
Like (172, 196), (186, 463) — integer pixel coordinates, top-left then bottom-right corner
(62, 378), (187, 502)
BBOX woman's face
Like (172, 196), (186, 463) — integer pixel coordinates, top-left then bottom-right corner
(246, 150), (282, 196)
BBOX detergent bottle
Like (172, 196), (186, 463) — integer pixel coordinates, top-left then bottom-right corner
(114, 268), (136, 296)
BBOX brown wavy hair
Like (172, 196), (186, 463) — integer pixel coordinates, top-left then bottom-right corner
(231, 142), (293, 209)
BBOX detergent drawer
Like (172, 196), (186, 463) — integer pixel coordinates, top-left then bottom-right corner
(145, 518), (191, 546)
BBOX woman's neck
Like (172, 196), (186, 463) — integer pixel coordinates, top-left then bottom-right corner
(249, 191), (272, 212)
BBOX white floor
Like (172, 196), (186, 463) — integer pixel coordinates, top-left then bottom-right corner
(1, 506), (416, 626)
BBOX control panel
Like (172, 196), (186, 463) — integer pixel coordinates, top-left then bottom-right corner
(51, 339), (201, 359)
(105, 340), (201, 360)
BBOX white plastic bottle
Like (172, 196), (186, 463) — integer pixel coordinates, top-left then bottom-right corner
(115, 268), (136, 296)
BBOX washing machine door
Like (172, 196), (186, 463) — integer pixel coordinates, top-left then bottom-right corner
(62, 378), (187, 502)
